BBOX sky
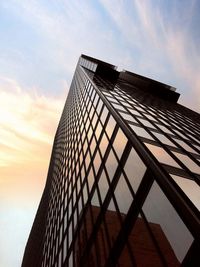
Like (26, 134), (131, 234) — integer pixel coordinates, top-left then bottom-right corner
(0, 0), (200, 266)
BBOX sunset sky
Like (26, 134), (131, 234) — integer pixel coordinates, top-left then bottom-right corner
(0, 1), (200, 266)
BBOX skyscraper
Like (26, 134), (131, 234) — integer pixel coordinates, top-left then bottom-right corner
(22, 55), (200, 267)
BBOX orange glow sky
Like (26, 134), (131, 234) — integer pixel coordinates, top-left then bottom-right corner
(0, 79), (64, 266)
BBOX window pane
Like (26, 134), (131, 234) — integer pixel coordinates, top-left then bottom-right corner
(172, 152), (200, 174)
(112, 128), (127, 159)
(130, 125), (154, 140)
(145, 143), (180, 168)
(106, 115), (116, 138)
(124, 147), (147, 192)
(114, 175), (133, 214)
(106, 149), (118, 181)
(171, 175), (200, 211)
(98, 170), (109, 202)
(142, 181), (193, 263)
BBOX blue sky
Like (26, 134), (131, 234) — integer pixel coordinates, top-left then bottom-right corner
(0, 1), (200, 266)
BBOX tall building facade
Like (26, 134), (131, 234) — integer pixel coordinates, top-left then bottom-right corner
(22, 55), (200, 267)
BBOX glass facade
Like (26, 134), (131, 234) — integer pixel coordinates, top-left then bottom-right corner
(22, 55), (200, 267)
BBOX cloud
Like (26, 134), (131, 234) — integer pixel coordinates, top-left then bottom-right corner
(0, 76), (65, 205)
(0, 76), (64, 167)
(0, 76), (65, 266)
(99, 0), (200, 112)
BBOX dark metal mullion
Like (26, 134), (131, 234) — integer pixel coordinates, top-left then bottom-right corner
(63, 72), (102, 264)
(103, 141), (138, 267)
(116, 87), (200, 153)
(79, 140), (133, 266)
(105, 169), (154, 267)
(93, 122), (119, 254)
(139, 136), (200, 160)
(164, 107), (200, 137)
(117, 108), (200, 183)
(50, 142), (68, 266)
(129, 121), (200, 181)
(77, 124), (119, 265)
(110, 92), (200, 168)
(81, 66), (200, 243)
(143, 103), (200, 149)
(74, 83), (89, 262)
(61, 73), (88, 263)
(79, 84), (103, 267)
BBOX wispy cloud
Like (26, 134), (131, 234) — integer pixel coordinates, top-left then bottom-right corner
(0, 76), (64, 168)
(0, 76), (65, 266)
(100, 0), (200, 111)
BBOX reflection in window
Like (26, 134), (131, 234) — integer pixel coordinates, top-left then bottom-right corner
(128, 108), (141, 116)
(95, 120), (102, 140)
(106, 115), (116, 138)
(174, 139), (197, 154)
(106, 149), (118, 181)
(114, 175), (133, 214)
(107, 96), (119, 104)
(90, 137), (96, 155)
(118, 213), (164, 267)
(63, 237), (67, 262)
(120, 100), (131, 108)
(172, 152), (200, 174)
(124, 147), (146, 192)
(145, 143), (180, 168)
(96, 99), (103, 115)
(138, 118), (155, 128)
(111, 102), (127, 112)
(153, 132), (175, 147)
(156, 124), (173, 134)
(101, 106), (109, 124)
(99, 134), (109, 156)
(93, 151), (101, 175)
(91, 189), (100, 207)
(171, 175), (200, 211)
(142, 181), (193, 263)
(119, 111), (138, 123)
(112, 128), (127, 159)
(130, 124), (154, 140)
(107, 198), (115, 211)
(98, 170), (109, 202)
(88, 168), (95, 191)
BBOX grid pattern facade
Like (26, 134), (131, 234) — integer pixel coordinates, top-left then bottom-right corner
(22, 55), (200, 267)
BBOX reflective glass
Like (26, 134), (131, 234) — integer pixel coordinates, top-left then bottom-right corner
(172, 152), (200, 173)
(114, 175), (133, 214)
(128, 108), (141, 116)
(88, 168), (95, 191)
(142, 181), (193, 263)
(93, 151), (101, 174)
(98, 170), (109, 202)
(119, 111), (138, 123)
(138, 118), (155, 128)
(106, 115), (116, 138)
(99, 133), (109, 156)
(111, 102), (127, 112)
(112, 128), (127, 159)
(174, 139), (197, 154)
(124, 147), (146, 192)
(153, 132), (175, 146)
(130, 124), (154, 140)
(118, 213), (164, 267)
(145, 143), (180, 167)
(106, 149), (118, 181)
(100, 106), (109, 124)
(171, 175), (200, 211)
